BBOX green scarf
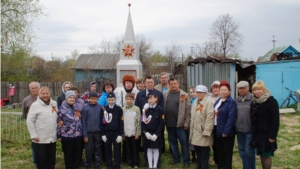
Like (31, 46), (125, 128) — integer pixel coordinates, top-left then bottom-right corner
(253, 91), (271, 104)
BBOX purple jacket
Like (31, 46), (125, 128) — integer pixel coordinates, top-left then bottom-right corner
(57, 101), (82, 140)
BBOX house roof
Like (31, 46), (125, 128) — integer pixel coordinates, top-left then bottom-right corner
(71, 54), (119, 70)
(257, 45), (299, 62)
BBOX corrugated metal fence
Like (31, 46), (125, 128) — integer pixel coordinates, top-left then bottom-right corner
(1, 81), (116, 104)
(187, 62), (236, 97)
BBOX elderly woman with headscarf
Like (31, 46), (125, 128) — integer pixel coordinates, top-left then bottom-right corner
(189, 85), (214, 169)
(27, 86), (58, 169)
(250, 80), (279, 169)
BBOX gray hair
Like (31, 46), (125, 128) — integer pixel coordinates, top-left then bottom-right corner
(29, 81), (40, 88)
(160, 72), (169, 78)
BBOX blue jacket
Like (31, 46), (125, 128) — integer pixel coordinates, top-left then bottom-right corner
(214, 96), (237, 137)
(98, 92), (108, 106)
(81, 103), (103, 138)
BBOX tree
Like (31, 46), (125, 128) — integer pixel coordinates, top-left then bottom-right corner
(136, 34), (154, 76)
(164, 41), (182, 74)
(193, 41), (222, 58)
(1, 0), (45, 53)
(89, 37), (121, 54)
(1, 49), (31, 81)
(210, 14), (243, 57)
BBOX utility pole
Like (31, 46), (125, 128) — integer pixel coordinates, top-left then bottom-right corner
(272, 35), (276, 49)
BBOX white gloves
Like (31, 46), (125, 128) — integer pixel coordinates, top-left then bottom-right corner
(145, 132), (152, 140)
(116, 136), (122, 143)
(143, 103), (150, 110)
(102, 135), (107, 142)
(151, 134), (157, 141)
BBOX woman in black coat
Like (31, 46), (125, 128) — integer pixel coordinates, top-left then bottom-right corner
(250, 80), (280, 169)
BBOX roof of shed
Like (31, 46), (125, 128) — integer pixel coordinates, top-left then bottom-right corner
(257, 46), (288, 62)
(72, 54), (119, 70)
(257, 45), (300, 62)
(187, 56), (254, 68)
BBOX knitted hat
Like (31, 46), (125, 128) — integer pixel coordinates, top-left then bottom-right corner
(65, 91), (76, 99)
(195, 85), (208, 93)
(122, 74), (136, 87)
(89, 91), (98, 98)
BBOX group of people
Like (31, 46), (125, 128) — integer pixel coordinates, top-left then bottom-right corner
(23, 72), (280, 169)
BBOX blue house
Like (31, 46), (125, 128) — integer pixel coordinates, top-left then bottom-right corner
(256, 46), (300, 106)
(72, 54), (119, 82)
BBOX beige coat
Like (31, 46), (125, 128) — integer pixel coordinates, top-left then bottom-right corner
(189, 95), (214, 146)
(163, 89), (191, 128)
(154, 83), (170, 92)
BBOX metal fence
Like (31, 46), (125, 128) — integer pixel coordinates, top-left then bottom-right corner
(1, 113), (30, 142)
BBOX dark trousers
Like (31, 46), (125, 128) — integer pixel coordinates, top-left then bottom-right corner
(122, 139), (127, 162)
(104, 131), (121, 169)
(212, 126), (219, 164)
(32, 142), (56, 169)
(85, 132), (102, 167)
(216, 136), (235, 169)
(125, 136), (139, 167)
(101, 140), (106, 162)
(62, 138), (83, 169)
(194, 146), (210, 169)
(161, 126), (166, 153)
(31, 141), (36, 165)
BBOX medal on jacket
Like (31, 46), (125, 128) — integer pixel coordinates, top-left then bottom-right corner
(75, 109), (81, 117)
(104, 110), (113, 123)
(52, 106), (57, 113)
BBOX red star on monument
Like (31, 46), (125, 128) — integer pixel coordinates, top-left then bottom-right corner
(122, 44), (135, 58)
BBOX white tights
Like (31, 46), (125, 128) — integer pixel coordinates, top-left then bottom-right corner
(147, 148), (159, 168)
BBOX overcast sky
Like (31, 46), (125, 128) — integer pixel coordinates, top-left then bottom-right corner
(35, 0), (300, 61)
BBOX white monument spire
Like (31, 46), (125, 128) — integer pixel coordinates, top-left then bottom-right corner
(124, 4), (135, 43)
(114, 3), (143, 91)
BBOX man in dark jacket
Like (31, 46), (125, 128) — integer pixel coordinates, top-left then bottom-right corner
(235, 81), (255, 169)
(22, 81), (40, 167)
(57, 81), (73, 109)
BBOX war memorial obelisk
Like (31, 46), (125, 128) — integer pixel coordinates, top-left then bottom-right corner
(114, 4), (143, 94)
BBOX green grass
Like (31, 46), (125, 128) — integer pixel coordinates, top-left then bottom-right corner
(1, 113), (300, 169)
(1, 107), (22, 112)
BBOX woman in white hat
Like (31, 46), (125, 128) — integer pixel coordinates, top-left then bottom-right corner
(189, 85), (214, 169)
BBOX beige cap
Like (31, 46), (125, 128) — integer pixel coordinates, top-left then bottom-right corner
(236, 81), (249, 88)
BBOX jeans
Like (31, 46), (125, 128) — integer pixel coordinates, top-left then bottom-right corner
(237, 132), (256, 169)
(31, 141), (36, 165)
(167, 127), (190, 164)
